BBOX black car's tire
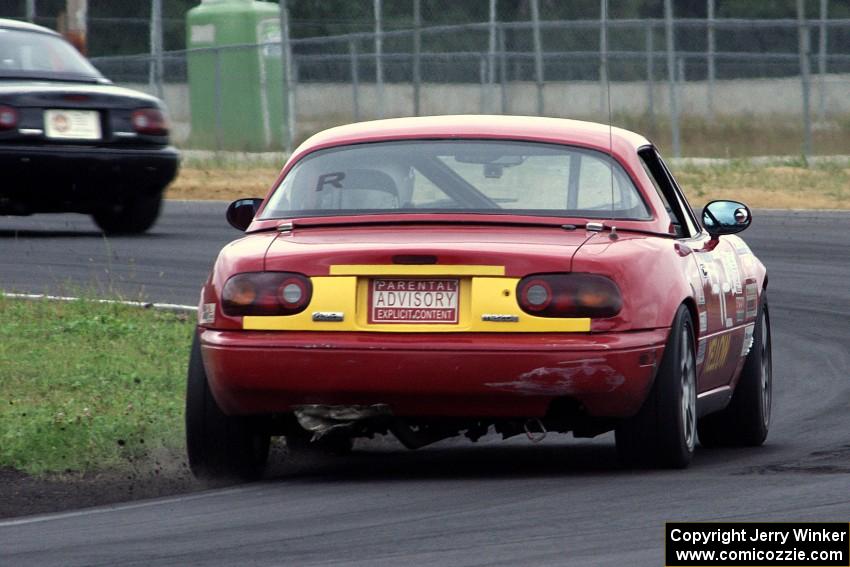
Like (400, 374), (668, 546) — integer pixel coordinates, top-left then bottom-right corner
(615, 305), (697, 469)
(185, 332), (270, 481)
(698, 293), (771, 448)
(92, 191), (162, 235)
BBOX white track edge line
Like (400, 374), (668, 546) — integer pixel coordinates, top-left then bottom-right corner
(1, 292), (197, 312)
(0, 485), (261, 527)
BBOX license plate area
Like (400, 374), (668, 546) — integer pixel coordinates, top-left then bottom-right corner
(368, 278), (459, 324)
(44, 109), (101, 140)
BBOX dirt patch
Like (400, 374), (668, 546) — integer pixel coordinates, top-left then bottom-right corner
(690, 188), (848, 211)
(0, 445), (211, 519)
(675, 163), (849, 210)
(0, 463), (202, 519)
(734, 444), (850, 476)
(166, 165), (281, 202)
(0, 441), (311, 518)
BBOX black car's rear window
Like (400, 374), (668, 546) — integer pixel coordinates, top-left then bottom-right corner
(0, 28), (101, 80)
(261, 140), (651, 221)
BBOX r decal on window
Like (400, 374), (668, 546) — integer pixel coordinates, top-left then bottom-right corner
(316, 172), (345, 192)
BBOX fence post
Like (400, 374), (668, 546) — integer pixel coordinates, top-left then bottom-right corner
(499, 24), (508, 114)
(797, 0), (813, 158)
(599, 0), (608, 119)
(487, 0), (497, 113)
(645, 21), (656, 135)
(26, 0), (36, 22)
(530, 0), (544, 116)
(664, 0), (680, 158)
(479, 55), (487, 113)
(289, 58), (298, 145)
(817, 0), (827, 122)
(278, 3), (294, 152)
(374, 0), (385, 118)
(214, 47), (222, 152)
(413, 0), (421, 116)
(65, 0), (87, 54)
(149, 0), (164, 100)
(706, 0), (715, 120)
(350, 40), (361, 122)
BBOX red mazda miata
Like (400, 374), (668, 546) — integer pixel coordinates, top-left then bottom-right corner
(186, 115), (770, 479)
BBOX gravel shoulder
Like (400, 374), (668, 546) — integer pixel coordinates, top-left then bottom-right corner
(0, 466), (201, 519)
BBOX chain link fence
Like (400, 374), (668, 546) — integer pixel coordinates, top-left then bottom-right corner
(4, 1), (849, 157)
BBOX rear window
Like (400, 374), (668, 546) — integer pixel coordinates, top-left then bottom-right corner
(261, 140), (650, 221)
(0, 28), (102, 80)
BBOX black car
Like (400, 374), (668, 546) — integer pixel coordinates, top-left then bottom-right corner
(0, 18), (179, 234)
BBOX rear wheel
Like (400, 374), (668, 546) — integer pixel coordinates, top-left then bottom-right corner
(92, 191), (162, 235)
(615, 305), (697, 468)
(698, 293), (771, 447)
(185, 332), (270, 481)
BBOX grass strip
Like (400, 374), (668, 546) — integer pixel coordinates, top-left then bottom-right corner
(675, 159), (849, 210)
(0, 296), (194, 475)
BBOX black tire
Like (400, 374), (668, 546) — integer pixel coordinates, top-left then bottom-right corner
(615, 305), (697, 469)
(698, 293), (771, 447)
(185, 332), (270, 481)
(92, 191), (162, 235)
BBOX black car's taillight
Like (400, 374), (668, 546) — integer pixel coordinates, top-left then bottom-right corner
(131, 108), (168, 136)
(517, 274), (622, 318)
(221, 272), (312, 316)
(0, 105), (18, 130)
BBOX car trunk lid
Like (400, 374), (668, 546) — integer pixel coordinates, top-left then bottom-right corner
(0, 82), (163, 146)
(245, 223), (594, 333)
(264, 223), (591, 276)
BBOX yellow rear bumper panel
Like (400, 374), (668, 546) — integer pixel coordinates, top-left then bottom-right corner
(242, 265), (590, 333)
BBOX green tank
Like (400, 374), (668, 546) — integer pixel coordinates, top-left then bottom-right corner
(186, 0), (285, 151)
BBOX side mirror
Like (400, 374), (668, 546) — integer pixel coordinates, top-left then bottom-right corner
(226, 198), (263, 231)
(701, 200), (752, 237)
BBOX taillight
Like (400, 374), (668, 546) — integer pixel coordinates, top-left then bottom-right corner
(0, 105), (18, 130)
(221, 272), (311, 316)
(519, 279), (552, 312)
(130, 108), (168, 136)
(278, 277), (308, 308)
(517, 274), (622, 318)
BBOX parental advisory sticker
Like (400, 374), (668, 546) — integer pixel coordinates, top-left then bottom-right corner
(369, 278), (459, 324)
(666, 522), (849, 566)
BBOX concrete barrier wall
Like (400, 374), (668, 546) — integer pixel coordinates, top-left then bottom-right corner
(288, 75), (850, 121)
(124, 74), (849, 145)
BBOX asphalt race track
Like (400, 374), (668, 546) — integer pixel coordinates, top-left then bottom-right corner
(0, 201), (232, 306)
(1, 205), (849, 566)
